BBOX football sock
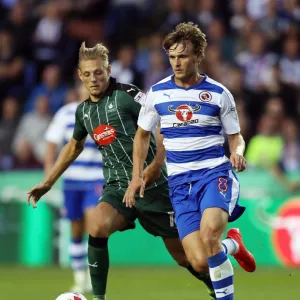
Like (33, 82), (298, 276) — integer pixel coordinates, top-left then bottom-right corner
(187, 266), (215, 299)
(222, 238), (239, 255)
(208, 251), (234, 299)
(69, 238), (87, 287)
(88, 236), (109, 300)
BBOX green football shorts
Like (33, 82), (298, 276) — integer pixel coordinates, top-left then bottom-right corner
(99, 183), (178, 238)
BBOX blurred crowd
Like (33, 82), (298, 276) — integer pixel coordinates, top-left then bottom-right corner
(0, 0), (300, 183)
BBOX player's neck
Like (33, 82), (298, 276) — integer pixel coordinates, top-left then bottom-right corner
(174, 73), (204, 88)
(90, 81), (110, 102)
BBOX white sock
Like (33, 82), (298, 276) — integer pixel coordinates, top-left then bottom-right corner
(208, 251), (234, 299)
(69, 240), (87, 286)
(222, 238), (239, 255)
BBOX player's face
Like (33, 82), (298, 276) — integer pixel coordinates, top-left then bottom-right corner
(168, 42), (199, 81)
(78, 58), (111, 99)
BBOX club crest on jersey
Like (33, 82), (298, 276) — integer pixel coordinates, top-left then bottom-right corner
(199, 91), (212, 102)
(168, 104), (201, 122)
(93, 124), (116, 146)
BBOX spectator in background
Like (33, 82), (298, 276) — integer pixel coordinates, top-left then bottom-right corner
(196, 0), (220, 33)
(3, 2), (33, 60)
(201, 44), (230, 83)
(135, 31), (166, 74)
(143, 50), (167, 91)
(160, 0), (197, 34)
(236, 31), (277, 124)
(279, 37), (300, 88)
(13, 95), (52, 165)
(0, 29), (24, 98)
(272, 118), (300, 193)
(110, 45), (142, 87)
(25, 64), (68, 113)
(246, 113), (284, 169)
(32, 1), (66, 77)
(206, 19), (235, 62)
(0, 96), (19, 169)
(257, 0), (285, 52)
(230, 0), (248, 34)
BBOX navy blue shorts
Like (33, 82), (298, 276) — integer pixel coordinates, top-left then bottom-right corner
(169, 170), (245, 240)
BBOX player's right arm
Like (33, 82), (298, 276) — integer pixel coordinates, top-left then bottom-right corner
(123, 90), (160, 207)
(27, 105), (88, 208)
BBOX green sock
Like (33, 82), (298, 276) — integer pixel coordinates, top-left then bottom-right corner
(88, 244), (109, 300)
(187, 266), (216, 299)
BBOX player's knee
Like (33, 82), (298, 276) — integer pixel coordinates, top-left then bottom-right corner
(88, 217), (112, 238)
(199, 227), (221, 254)
(189, 256), (208, 273)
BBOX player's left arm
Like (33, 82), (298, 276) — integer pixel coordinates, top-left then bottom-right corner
(220, 90), (246, 172)
(123, 89), (160, 207)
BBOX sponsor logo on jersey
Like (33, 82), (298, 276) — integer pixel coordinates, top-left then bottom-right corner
(93, 124), (116, 146)
(168, 104), (200, 127)
(199, 91), (212, 102)
(257, 198), (300, 267)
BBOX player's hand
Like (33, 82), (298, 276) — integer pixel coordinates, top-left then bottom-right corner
(27, 182), (52, 208)
(123, 177), (145, 208)
(143, 163), (161, 187)
(230, 152), (246, 172)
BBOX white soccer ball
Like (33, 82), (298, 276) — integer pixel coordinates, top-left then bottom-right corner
(55, 292), (87, 300)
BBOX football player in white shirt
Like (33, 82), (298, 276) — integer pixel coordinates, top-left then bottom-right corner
(124, 22), (256, 300)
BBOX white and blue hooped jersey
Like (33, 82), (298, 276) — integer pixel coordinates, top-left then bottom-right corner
(138, 74), (240, 186)
(45, 102), (104, 190)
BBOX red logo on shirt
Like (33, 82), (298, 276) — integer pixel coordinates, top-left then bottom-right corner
(168, 104), (201, 122)
(199, 91), (212, 102)
(74, 296), (82, 300)
(93, 124), (116, 146)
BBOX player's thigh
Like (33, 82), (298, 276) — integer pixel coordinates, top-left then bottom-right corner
(137, 183), (178, 238)
(63, 189), (84, 221)
(199, 174), (238, 240)
(89, 185), (137, 237)
(83, 187), (102, 233)
(200, 172), (240, 222)
(181, 231), (209, 272)
(168, 183), (202, 240)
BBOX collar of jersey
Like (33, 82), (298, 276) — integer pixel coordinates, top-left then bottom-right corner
(170, 73), (207, 90)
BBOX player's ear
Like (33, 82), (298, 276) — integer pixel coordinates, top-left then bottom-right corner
(106, 64), (111, 76)
(78, 68), (83, 82)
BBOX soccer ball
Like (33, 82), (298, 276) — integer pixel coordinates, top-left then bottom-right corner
(55, 292), (87, 300)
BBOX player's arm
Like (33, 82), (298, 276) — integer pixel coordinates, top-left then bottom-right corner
(227, 133), (246, 172)
(143, 125), (165, 186)
(220, 90), (246, 172)
(123, 90), (160, 207)
(27, 106), (88, 208)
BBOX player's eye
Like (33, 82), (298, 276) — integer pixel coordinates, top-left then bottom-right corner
(96, 71), (103, 75)
(84, 72), (90, 77)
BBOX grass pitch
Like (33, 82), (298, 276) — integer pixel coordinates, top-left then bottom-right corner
(0, 266), (298, 299)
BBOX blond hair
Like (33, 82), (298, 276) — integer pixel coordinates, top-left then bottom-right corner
(163, 22), (207, 60)
(78, 42), (109, 67)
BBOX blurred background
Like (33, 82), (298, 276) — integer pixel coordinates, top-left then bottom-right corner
(0, 0), (300, 299)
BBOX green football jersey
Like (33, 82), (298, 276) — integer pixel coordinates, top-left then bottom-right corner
(73, 77), (168, 188)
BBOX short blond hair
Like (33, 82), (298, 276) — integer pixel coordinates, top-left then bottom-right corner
(163, 22), (207, 60)
(78, 42), (109, 67)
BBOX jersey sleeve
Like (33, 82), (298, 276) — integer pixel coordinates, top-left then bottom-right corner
(219, 90), (240, 134)
(73, 105), (88, 141)
(45, 108), (65, 144)
(138, 89), (160, 132)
